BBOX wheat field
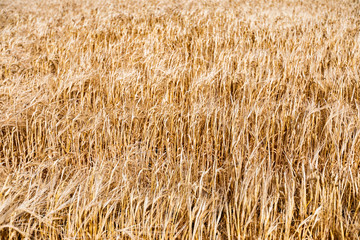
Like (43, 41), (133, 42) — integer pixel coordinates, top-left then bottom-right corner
(1, 0), (360, 239)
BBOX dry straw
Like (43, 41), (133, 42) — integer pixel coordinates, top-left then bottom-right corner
(1, 0), (360, 239)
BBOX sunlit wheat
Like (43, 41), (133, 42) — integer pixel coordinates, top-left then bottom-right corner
(1, 0), (360, 239)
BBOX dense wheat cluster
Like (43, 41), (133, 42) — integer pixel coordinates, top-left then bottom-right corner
(1, 0), (360, 239)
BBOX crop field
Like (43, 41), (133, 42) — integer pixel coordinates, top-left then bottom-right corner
(1, 0), (360, 239)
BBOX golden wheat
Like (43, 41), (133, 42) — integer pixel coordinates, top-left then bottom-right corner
(1, 0), (360, 239)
